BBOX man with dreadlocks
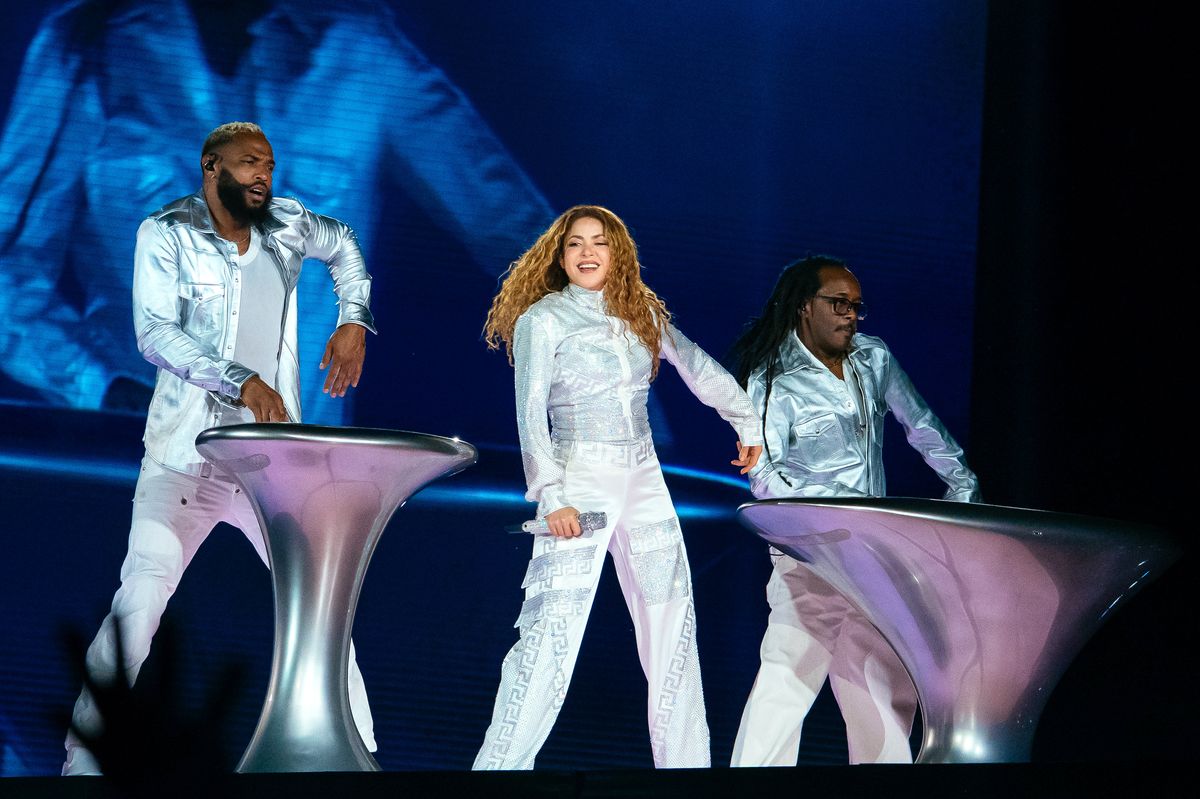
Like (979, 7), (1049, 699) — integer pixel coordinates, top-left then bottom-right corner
(475, 205), (762, 769)
(727, 255), (980, 766)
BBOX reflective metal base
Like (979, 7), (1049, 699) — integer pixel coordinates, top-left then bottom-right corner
(196, 424), (477, 773)
(736, 498), (1179, 763)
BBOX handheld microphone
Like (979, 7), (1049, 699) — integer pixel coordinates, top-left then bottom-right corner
(508, 511), (608, 537)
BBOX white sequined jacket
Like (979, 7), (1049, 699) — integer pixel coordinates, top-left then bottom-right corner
(513, 283), (763, 517)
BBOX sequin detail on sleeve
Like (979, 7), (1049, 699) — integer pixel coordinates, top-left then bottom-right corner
(659, 323), (763, 446)
(513, 311), (567, 515)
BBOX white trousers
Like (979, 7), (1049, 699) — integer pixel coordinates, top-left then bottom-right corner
(731, 553), (917, 766)
(63, 455), (376, 776)
(474, 448), (710, 769)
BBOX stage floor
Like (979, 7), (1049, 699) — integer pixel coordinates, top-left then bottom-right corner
(0, 762), (1190, 799)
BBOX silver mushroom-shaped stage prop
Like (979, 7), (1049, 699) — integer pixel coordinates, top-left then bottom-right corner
(736, 498), (1179, 763)
(196, 424), (477, 773)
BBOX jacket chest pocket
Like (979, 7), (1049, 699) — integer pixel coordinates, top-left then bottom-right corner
(178, 282), (226, 332)
(791, 412), (856, 471)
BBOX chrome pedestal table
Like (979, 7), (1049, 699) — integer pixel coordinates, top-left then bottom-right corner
(196, 424), (477, 772)
(736, 498), (1178, 763)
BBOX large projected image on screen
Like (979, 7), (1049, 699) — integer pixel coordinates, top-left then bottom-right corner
(0, 0), (552, 427)
(0, 0), (986, 775)
(0, 0), (983, 457)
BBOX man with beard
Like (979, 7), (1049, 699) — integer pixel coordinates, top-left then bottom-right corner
(62, 122), (378, 775)
(728, 255), (980, 765)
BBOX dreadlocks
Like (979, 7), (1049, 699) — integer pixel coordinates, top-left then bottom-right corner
(730, 255), (847, 388)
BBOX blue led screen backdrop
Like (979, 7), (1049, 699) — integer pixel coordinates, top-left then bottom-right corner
(0, 0), (985, 456)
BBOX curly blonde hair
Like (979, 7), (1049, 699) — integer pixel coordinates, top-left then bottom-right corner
(483, 205), (672, 378)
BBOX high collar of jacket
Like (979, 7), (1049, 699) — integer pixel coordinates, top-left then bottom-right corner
(563, 282), (606, 312)
(776, 329), (864, 376)
(186, 190), (285, 237)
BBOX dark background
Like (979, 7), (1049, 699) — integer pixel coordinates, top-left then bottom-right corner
(970, 1), (1192, 762)
(0, 0), (1192, 777)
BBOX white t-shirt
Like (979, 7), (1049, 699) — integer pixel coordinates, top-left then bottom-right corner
(233, 230), (286, 422)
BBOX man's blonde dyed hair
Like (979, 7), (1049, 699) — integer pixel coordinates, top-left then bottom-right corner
(201, 121), (266, 163)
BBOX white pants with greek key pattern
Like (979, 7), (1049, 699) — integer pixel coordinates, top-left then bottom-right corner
(474, 450), (709, 769)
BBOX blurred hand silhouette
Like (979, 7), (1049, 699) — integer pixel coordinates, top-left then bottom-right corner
(62, 617), (244, 792)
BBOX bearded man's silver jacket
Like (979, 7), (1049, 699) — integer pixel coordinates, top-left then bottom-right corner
(134, 192), (374, 472)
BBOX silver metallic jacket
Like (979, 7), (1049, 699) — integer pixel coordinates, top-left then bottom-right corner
(747, 331), (979, 502)
(134, 192), (375, 472)
(514, 283), (763, 517)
